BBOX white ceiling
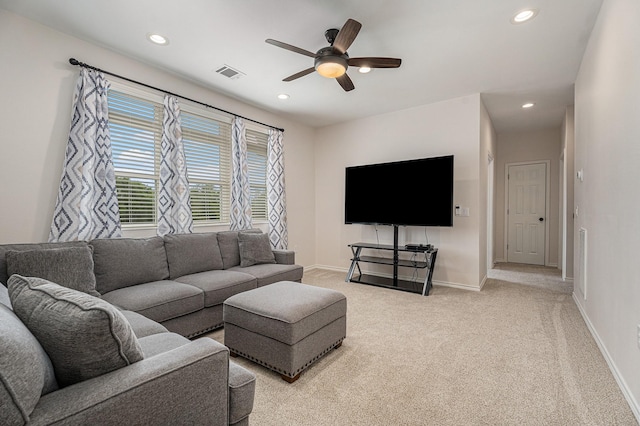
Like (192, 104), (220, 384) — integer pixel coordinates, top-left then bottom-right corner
(0, 0), (603, 133)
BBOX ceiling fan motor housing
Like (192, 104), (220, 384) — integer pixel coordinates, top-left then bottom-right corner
(314, 47), (349, 78)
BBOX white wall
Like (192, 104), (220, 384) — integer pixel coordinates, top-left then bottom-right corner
(561, 107), (575, 279)
(494, 128), (561, 266)
(314, 95), (483, 290)
(479, 99), (497, 284)
(0, 10), (317, 266)
(573, 0), (640, 418)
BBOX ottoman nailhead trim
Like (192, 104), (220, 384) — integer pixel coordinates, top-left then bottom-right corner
(228, 336), (345, 378)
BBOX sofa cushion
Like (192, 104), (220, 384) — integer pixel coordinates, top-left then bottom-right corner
(91, 236), (169, 294)
(137, 332), (190, 358)
(0, 282), (10, 308)
(229, 263), (303, 287)
(8, 275), (144, 388)
(0, 303), (58, 425)
(217, 229), (261, 269)
(174, 270), (257, 307)
(6, 246), (100, 297)
(0, 241), (87, 285)
(164, 232), (224, 279)
(238, 231), (276, 267)
(119, 309), (169, 338)
(228, 361), (256, 425)
(101, 280), (204, 323)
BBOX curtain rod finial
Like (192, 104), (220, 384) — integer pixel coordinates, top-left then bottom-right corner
(69, 58), (80, 66)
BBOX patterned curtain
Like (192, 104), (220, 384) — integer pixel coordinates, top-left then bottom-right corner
(49, 68), (122, 242)
(230, 117), (252, 230)
(267, 128), (288, 249)
(157, 95), (193, 236)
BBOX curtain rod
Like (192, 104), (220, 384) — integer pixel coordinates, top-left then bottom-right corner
(68, 58), (284, 133)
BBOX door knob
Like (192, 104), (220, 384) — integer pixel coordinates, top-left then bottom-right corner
(539, 217), (544, 222)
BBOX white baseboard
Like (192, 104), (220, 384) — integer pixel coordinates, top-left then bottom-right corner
(433, 279), (482, 292)
(572, 293), (640, 423)
(479, 274), (488, 290)
(494, 258), (506, 264)
(306, 264), (347, 273)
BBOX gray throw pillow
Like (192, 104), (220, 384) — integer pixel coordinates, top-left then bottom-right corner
(0, 304), (59, 425)
(8, 275), (144, 388)
(6, 246), (100, 297)
(238, 231), (276, 267)
(218, 229), (262, 269)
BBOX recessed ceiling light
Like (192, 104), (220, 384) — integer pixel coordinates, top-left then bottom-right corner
(147, 33), (169, 45)
(511, 9), (538, 24)
(277, 94), (290, 100)
(358, 66), (372, 74)
(522, 102), (535, 109)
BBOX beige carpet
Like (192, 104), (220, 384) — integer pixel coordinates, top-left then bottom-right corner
(206, 266), (637, 425)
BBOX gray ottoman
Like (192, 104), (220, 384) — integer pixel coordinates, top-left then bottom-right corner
(223, 281), (346, 383)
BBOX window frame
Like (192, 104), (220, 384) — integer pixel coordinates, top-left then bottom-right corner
(107, 81), (270, 229)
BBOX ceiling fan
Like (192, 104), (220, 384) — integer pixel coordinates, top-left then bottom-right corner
(266, 18), (401, 92)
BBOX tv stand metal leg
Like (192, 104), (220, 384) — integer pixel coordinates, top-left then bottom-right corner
(346, 246), (362, 282)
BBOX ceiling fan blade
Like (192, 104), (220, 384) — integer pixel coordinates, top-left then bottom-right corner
(283, 67), (315, 82)
(348, 57), (402, 68)
(333, 19), (362, 54)
(266, 39), (316, 58)
(336, 73), (355, 92)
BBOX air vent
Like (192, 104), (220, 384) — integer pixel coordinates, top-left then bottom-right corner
(215, 65), (245, 80)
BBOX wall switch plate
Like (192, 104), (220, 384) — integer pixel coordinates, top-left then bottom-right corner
(462, 207), (470, 217)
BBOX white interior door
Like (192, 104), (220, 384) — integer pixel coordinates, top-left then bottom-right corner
(507, 163), (546, 265)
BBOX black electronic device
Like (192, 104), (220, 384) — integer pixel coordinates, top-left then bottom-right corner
(344, 155), (454, 227)
(405, 244), (432, 251)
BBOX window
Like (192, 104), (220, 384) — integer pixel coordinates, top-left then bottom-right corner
(107, 86), (267, 227)
(181, 110), (231, 223)
(246, 128), (268, 221)
(108, 90), (161, 224)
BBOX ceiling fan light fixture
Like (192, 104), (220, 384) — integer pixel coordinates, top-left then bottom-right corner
(358, 66), (372, 74)
(315, 56), (348, 79)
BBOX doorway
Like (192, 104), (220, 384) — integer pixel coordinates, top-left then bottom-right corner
(506, 162), (549, 265)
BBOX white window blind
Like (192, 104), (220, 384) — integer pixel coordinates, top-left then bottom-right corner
(108, 90), (161, 224)
(107, 86), (268, 227)
(246, 128), (268, 221)
(181, 110), (232, 223)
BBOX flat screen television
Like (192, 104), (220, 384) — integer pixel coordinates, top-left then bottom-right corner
(344, 155), (454, 227)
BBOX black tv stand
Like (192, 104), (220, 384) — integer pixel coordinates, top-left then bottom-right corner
(346, 225), (438, 296)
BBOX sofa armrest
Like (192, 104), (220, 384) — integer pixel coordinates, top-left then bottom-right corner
(29, 338), (230, 426)
(273, 249), (295, 265)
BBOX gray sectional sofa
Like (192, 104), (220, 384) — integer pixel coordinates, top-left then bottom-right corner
(0, 229), (303, 425)
(0, 229), (303, 338)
